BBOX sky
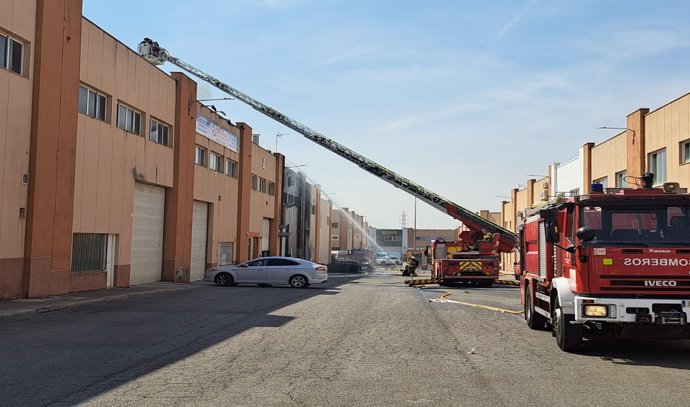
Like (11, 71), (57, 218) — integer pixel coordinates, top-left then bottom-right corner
(83, 0), (690, 229)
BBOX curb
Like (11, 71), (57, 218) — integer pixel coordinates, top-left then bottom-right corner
(0, 286), (194, 320)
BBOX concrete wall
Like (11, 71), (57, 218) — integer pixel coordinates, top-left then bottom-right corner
(74, 19), (176, 273)
(645, 93), (690, 188)
(0, 0), (37, 298)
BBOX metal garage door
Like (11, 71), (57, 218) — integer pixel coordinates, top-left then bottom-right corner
(130, 183), (165, 285)
(190, 200), (208, 281)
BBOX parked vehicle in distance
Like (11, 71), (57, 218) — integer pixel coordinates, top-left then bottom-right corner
(204, 256), (328, 288)
(327, 260), (362, 273)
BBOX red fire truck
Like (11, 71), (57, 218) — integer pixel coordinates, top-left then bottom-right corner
(517, 173), (690, 351)
(427, 230), (503, 287)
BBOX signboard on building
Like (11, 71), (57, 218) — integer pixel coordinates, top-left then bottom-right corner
(196, 114), (240, 152)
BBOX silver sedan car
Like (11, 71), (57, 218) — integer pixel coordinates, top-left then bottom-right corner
(204, 256), (328, 288)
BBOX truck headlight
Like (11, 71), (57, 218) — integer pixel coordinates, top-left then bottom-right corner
(583, 304), (608, 317)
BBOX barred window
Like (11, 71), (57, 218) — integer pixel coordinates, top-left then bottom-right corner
(72, 233), (108, 273)
(219, 242), (234, 266)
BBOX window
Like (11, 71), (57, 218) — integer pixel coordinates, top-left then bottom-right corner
(331, 235), (339, 241)
(117, 103), (142, 134)
(332, 222), (339, 228)
(71, 233), (107, 273)
(259, 177), (267, 193)
(225, 159), (238, 177)
(648, 148), (667, 185)
(78, 85), (107, 121)
(218, 242), (234, 266)
(150, 118), (171, 146)
(267, 181), (275, 196)
(0, 33), (23, 74)
(615, 170), (628, 188)
(209, 152), (223, 172)
(593, 177), (608, 188)
(251, 174), (259, 190)
(681, 140), (690, 165)
(195, 146), (206, 166)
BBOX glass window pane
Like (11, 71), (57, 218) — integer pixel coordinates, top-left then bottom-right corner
(87, 91), (97, 116)
(162, 125), (169, 146)
(125, 109), (131, 130)
(0, 35), (7, 68)
(97, 94), (106, 120)
(8, 39), (21, 74)
(150, 119), (158, 142)
(117, 105), (127, 129)
(78, 86), (88, 114)
(133, 112), (140, 134)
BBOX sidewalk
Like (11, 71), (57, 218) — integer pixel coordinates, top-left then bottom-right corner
(0, 282), (198, 319)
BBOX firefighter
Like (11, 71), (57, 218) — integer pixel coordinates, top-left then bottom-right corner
(404, 255), (419, 276)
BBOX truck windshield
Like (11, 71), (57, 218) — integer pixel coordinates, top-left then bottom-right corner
(580, 205), (690, 245)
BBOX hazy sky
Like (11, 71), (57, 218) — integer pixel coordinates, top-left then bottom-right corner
(83, 0), (690, 229)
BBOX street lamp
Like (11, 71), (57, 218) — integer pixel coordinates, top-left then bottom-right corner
(275, 132), (288, 152)
(597, 126), (636, 144)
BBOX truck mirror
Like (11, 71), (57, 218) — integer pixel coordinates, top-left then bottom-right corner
(544, 221), (560, 243)
(576, 226), (596, 242)
(424, 248), (429, 257)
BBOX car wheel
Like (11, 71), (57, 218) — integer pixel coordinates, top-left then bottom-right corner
(289, 274), (309, 288)
(214, 273), (233, 287)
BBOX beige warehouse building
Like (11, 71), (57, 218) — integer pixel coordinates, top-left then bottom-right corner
(0, 0), (291, 299)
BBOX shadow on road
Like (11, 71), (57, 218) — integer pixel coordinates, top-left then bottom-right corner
(0, 276), (360, 406)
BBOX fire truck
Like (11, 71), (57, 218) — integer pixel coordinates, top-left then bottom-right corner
(427, 230), (502, 287)
(137, 39), (517, 281)
(517, 173), (690, 351)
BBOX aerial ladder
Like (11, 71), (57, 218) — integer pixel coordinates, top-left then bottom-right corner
(137, 39), (518, 258)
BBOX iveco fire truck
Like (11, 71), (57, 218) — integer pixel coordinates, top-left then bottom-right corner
(137, 38), (517, 282)
(517, 173), (690, 351)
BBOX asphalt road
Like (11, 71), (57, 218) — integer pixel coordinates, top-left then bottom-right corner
(1, 270), (689, 406)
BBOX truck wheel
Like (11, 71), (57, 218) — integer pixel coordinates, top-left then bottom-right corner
(552, 297), (582, 352)
(525, 285), (546, 330)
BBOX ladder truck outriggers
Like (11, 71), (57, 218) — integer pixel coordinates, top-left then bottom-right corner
(517, 173), (690, 352)
(137, 38), (517, 285)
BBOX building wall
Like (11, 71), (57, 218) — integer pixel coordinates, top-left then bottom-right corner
(590, 133), (627, 186)
(317, 197), (331, 263)
(249, 142), (277, 232)
(645, 93), (690, 187)
(0, 0), (37, 298)
(74, 19), (176, 272)
(555, 156), (582, 195)
(192, 106), (241, 266)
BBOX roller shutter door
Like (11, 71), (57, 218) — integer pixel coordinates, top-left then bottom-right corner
(130, 183), (165, 285)
(190, 201), (208, 281)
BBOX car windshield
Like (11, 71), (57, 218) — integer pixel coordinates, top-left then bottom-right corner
(580, 204), (690, 245)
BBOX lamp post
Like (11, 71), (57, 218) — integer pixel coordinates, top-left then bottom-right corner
(275, 132), (287, 153)
(597, 126), (636, 144)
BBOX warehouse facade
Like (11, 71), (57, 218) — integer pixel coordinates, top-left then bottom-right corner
(0, 0), (288, 299)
